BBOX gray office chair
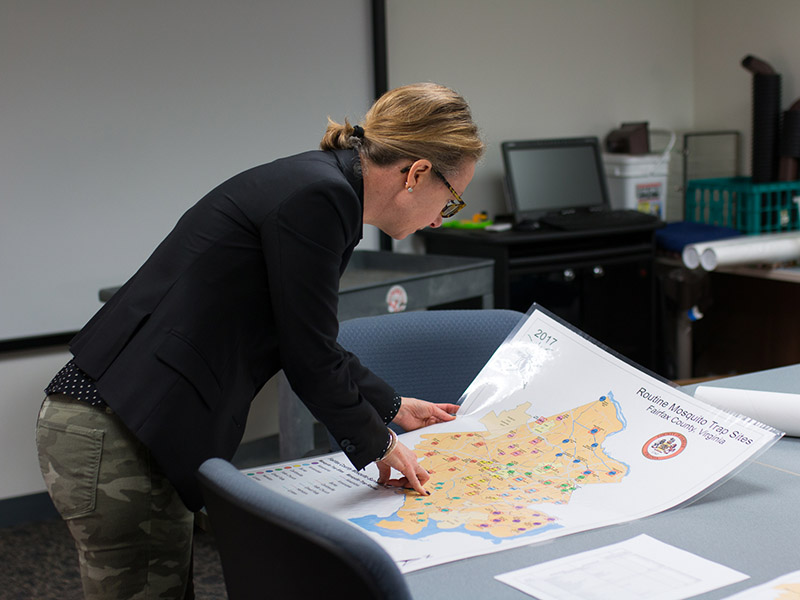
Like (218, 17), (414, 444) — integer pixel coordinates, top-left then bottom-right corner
(335, 308), (525, 438)
(197, 457), (413, 600)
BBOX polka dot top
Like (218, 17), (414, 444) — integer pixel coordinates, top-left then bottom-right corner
(45, 359), (107, 407)
(385, 394), (402, 425)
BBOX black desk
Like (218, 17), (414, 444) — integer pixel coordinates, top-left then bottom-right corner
(420, 223), (660, 369)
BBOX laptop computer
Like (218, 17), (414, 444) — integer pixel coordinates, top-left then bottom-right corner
(500, 136), (659, 231)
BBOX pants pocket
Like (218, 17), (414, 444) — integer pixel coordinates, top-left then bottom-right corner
(36, 415), (104, 520)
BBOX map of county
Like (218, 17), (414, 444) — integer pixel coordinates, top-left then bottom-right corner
(353, 392), (628, 541)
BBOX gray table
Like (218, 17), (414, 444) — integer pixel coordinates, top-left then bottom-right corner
(406, 364), (800, 599)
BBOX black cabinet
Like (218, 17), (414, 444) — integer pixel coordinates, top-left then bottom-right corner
(419, 223), (659, 369)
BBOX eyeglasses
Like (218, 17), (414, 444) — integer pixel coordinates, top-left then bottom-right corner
(401, 165), (466, 218)
(433, 169), (467, 218)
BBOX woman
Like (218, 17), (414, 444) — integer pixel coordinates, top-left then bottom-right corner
(35, 82), (484, 599)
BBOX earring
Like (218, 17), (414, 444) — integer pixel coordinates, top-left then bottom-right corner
(406, 186), (414, 193)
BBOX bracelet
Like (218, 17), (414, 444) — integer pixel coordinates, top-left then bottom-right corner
(380, 428), (398, 461)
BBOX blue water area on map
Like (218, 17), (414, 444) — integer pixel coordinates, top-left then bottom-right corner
(603, 391), (632, 477)
(606, 391), (628, 431)
(350, 513), (563, 544)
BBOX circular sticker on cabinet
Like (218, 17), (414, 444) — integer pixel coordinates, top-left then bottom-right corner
(385, 285), (408, 313)
(642, 432), (687, 460)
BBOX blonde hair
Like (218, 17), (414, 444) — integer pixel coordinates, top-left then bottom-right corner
(320, 83), (484, 176)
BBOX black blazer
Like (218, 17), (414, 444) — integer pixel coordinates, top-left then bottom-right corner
(70, 149), (396, 510)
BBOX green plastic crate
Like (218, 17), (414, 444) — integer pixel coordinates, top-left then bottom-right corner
(685, 177), (800, 235)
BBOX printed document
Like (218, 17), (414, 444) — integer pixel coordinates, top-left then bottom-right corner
(495, 534), (748, 600)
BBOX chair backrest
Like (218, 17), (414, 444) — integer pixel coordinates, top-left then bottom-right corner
(337, 309), (525, 408)
(197, 458), (413, 600)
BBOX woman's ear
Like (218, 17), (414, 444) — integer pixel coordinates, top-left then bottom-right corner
(404, 159), (433, 191)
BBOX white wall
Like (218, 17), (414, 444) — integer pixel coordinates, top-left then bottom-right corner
(388, 0), (696, 222)
(692, 0), (800, 173)
(0, 0), (373, 502)
(0, 0), (374, 344)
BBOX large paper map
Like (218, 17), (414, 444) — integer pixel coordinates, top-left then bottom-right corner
(246, 307), (782, 571)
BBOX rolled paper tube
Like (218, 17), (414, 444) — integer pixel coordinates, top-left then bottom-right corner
(682, 246), (699, 269)
(694, 386), (799, 436)
(681, 237), (742, 269)
(682, 244), (705, 269)
(697, 231), (800, 270)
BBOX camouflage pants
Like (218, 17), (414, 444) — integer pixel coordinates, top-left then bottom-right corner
(36, 394), (195, 599)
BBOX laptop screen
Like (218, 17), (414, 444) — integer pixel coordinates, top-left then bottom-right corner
(501, 137), (611, 223)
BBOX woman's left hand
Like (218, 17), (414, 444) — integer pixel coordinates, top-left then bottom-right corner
(392, 396), (459, 432)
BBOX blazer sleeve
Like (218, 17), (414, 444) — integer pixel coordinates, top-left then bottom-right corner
(260, 179), (395, 470)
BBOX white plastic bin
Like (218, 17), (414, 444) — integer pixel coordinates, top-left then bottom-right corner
(603, 130), (675, 220)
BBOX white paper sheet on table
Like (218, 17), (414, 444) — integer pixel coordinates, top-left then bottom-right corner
(495, 534), (748, 600)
